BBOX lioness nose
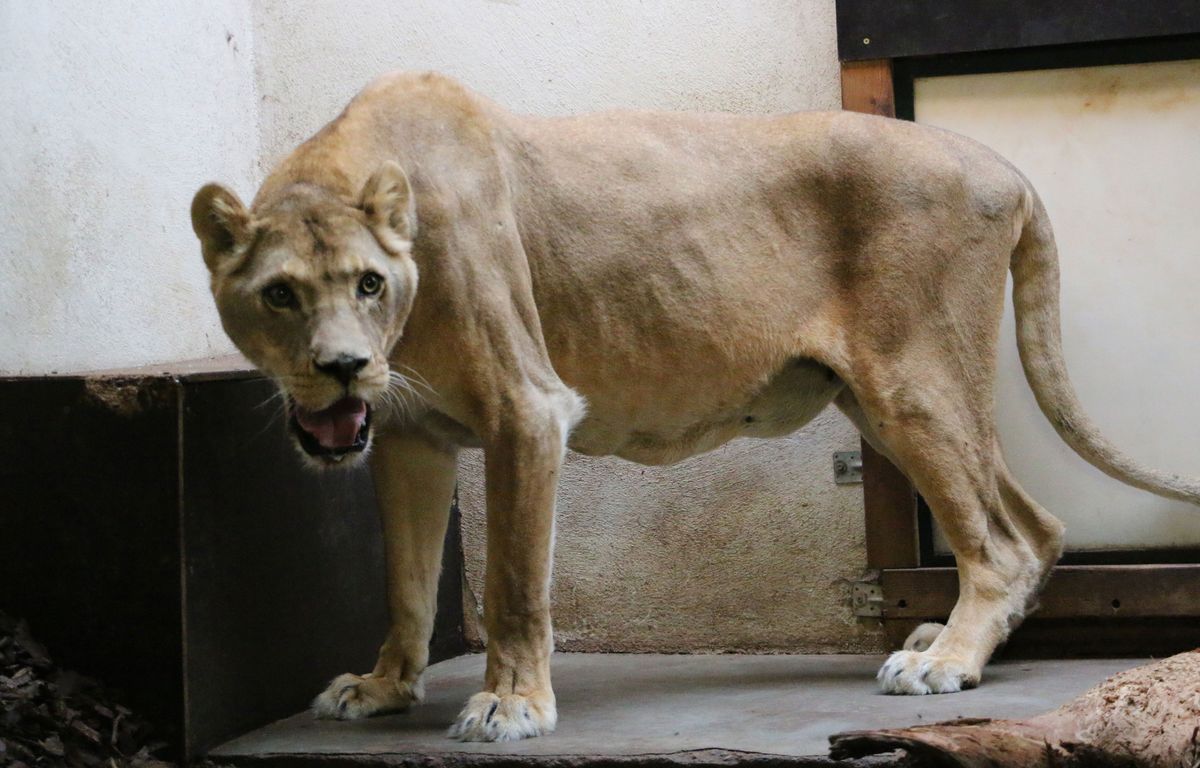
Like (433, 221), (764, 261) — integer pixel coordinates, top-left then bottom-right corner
(315, 353), (369, 386)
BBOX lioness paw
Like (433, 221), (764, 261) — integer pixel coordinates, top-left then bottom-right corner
(448, 691), (556, 742)
(877, 650), (979, 695)
(902, 622), (945, 653)
(312, 672), (423, 720)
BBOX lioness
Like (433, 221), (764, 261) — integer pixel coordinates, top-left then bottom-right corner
(191, 72), (1199, 742)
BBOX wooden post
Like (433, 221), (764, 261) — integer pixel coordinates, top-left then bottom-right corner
(840, 58), (921, 570)
(840, 59), (896, 117)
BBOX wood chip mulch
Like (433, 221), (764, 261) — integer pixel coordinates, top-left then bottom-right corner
(0, 610), (174, 768)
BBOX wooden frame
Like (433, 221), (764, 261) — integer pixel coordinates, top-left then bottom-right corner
(836, 0), (1199, 63)
(839, 26), (1200, 653)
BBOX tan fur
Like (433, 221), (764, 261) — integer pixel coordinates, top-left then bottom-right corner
(191, 72), (1199, 741)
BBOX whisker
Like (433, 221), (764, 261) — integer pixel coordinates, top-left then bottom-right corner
(387, 372), (427, 406)
(396, 365), (436, 398)
(378, 368), (432, 424)
(249, 398), (289, 442)
(252, 387), (288, 411)
(378, 385), (409, 422)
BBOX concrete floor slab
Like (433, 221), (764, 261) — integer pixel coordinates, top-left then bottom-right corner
(210, 653), (1143, 766)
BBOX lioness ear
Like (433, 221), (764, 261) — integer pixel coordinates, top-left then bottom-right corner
(191, 183), (251, 273)
(360, 161), (416, 254)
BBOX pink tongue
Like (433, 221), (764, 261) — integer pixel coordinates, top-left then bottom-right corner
(295, 397), (368, 449)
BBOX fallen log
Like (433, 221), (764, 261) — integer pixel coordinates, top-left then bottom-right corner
(829, 649), (1200, 768)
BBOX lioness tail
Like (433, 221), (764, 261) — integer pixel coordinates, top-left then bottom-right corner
(1010, 187), (1200, 505)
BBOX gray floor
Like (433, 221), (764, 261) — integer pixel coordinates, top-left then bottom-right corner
(211, 653), (1142, 764)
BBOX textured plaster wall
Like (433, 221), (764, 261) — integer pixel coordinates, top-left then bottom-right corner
(252, 0), (881, 654)
(0, 1), (256, 374)
(458, 417), (880, 653)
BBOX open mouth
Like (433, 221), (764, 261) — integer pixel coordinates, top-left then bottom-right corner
(288, 396), (372, 461)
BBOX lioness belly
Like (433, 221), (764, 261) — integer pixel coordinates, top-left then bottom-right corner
(567, 358), (844, 465)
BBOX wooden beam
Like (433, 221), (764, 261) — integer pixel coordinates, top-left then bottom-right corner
(880, 565), (1200, 619)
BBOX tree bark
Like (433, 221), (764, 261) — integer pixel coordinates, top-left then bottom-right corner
(830, 649), (1200, 767)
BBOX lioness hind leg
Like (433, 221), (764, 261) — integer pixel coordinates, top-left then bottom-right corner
(313, 426), (458, 719)
(891, 449), (1063, 659)
(835, 392), (1064, 658)
(837, 391), (951, 656)
(993, 443), (1065, 612)
(846, 383), (1050, 695)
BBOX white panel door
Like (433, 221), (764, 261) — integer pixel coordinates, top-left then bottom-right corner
(914, 59), (1200, 552)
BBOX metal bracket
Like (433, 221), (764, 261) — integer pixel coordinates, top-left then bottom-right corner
(833, 450), (863, 484)
(851, 574), (884, 618)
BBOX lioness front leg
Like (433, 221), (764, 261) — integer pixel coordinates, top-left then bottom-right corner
(449, 404), (566, 742)
(313, 426), (458, 719)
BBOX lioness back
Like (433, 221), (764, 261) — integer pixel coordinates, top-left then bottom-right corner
(252, 72), (1028, 463)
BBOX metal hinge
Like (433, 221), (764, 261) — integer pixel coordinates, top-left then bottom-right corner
(851, 572), (884, 618)
(833, 451), (863, 484)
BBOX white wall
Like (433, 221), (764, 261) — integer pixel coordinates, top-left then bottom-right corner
(253, 0), (840, 163)
(0, 0), (879, 652)
(916, 60), (1200, 551)
(0, 0), (257, 374)
(253, 0), (882, 653)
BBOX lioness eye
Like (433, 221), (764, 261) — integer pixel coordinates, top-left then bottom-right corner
(358, 272), (384, 297)
(262, 282), (296, 310)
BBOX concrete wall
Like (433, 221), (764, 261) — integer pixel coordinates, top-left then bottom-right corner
(0, 1), (256, 375)
(252, 0), (885, 654)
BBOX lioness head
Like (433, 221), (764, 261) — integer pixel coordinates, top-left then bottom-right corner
(190, 162), (418, 467)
